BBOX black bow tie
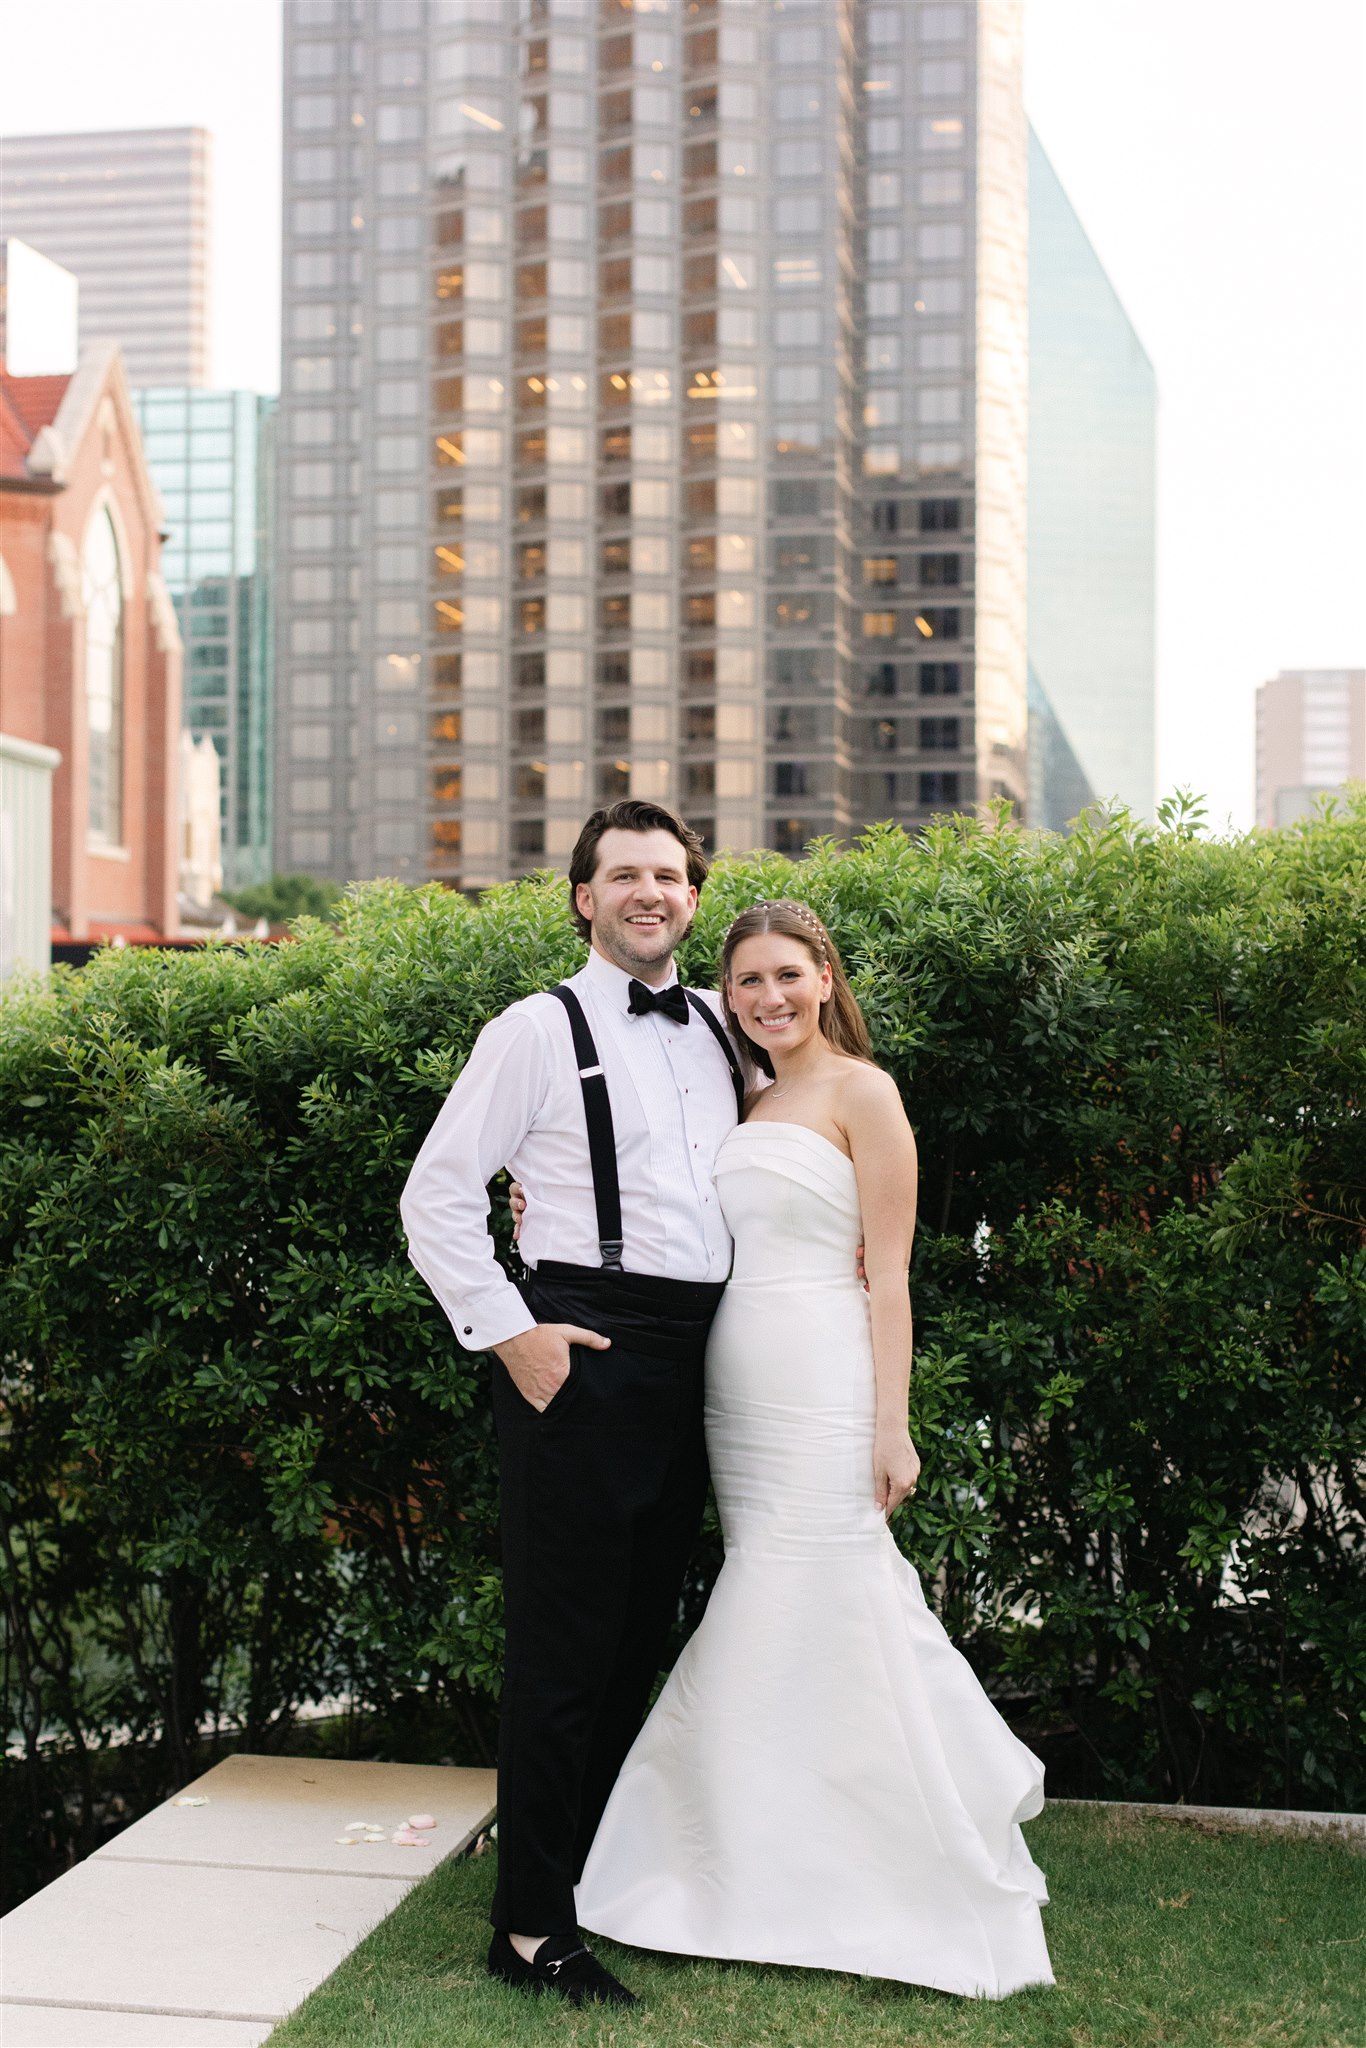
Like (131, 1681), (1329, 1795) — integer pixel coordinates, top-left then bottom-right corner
(627, 979), (690, 1025)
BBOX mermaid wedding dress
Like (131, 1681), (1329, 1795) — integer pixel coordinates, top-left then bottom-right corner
(574, 1119), (1054, 1999)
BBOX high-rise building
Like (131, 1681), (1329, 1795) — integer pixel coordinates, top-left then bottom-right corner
(0, 129), (212, 389)
(132, 389), (277, 890)
(1027, 128), (1156, 829)
(1255, 669), (1366, 829)
(275, 0), (1030, 888)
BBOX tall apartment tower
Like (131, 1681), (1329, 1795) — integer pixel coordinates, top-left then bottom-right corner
(0, 130), (212, 390)
(1255, 669), (1366, 829)
(276, 0), (1027, 887)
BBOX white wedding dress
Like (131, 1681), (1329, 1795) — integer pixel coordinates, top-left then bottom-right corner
(575, 1120), (1054, 1999)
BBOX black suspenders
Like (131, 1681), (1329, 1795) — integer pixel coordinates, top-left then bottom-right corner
(550, 985), (625, 1269)
(549, 983), (746, 1272)
(685, 992), (747, 1119)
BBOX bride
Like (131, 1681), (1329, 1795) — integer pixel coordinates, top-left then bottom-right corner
(573, 898), (1055, 2000)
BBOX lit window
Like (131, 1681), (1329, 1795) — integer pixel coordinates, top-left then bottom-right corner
(919, 116), (964, 152)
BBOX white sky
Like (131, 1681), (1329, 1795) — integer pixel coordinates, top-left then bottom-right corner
(2, 0), (1362, 830)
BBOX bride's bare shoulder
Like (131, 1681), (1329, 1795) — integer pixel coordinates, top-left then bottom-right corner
(835, 1061), (914, 1137)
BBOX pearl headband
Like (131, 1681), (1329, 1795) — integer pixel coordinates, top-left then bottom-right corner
(726, 898), (828, 959)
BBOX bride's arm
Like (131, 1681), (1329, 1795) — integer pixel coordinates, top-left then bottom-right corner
(841, 1067), (921, 1517)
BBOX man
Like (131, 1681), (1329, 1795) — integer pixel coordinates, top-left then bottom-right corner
(400, 800), (745, 2009)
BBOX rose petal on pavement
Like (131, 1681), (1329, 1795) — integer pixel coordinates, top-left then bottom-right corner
(408, 1814), (437, 1830)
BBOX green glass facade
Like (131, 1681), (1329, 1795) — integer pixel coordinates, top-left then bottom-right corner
(1028, 126), (1157, 828)
(133, 388), (277, 889)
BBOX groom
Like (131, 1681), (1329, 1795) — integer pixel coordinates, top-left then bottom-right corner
(400, 799), (746, 2008)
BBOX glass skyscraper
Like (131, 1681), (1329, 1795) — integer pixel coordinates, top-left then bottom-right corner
(276, 0), (1032, 887)
(133, 389), (277, 890)
(1027, 126), (1156, 828)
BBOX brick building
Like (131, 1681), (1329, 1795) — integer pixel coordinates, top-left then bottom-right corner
(0, 341), (182, 941)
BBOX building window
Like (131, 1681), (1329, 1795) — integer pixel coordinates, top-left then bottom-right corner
(862, 611), (897, 639)
(917, 223), (965, 263)
(919, 498), (962, 533)
(83, 510), (124, 846)
(920, 168), (965, 205)
(919, 58), (966, 95)
(919, 770), (961, 805)
(774, 140), (823, 179)
(773, 309), (821, 348)
(772, 762), (809, 798)
(865, 663), (898, 698)
(871, 719), (897, 753)
(292, 93), (336, 131)
(913, 608), (961, 641)
(772, 817), (813, 855)
(863, 556), (898, 586)
(917, 332), (963, 371)
(773, 364), (821, 403)
(919, 553), (961, 587)
(920, 115), (965, 152)
(919, 717), (961, 751)
(918, 661), (962, 696)
(917, 387), (963, 426)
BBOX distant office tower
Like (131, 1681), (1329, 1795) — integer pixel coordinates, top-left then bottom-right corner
(276, 0), (1028, 886)
(1255, 669), (1366, 828)
(132, 390), (277, 890)
(1027, 129), (1156, 829)
(0, 130), (211, 389)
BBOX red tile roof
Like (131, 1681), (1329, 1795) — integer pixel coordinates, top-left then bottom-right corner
(0, 370), (71, 481)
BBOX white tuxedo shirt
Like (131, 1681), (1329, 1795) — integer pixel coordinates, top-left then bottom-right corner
(400, 946), (744, 1350)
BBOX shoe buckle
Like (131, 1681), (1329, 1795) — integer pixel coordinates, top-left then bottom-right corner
(544, 1945), (587, 1976)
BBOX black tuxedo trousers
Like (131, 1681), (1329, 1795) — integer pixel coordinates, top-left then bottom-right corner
(489, 1260), (726, 1934)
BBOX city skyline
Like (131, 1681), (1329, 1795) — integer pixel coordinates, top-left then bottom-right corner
(1, 0), (1362, 835)
(273, 0), (1057, 888)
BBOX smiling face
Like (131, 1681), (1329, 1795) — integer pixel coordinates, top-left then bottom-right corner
(726, 931), (832, 1057)
(574, 826), (699, 980)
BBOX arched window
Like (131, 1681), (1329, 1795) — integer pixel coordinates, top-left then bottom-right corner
(83, 509), (124, 845)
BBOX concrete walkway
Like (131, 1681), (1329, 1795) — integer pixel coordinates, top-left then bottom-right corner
(0, 1753), (496, 2047)
(1053, 1795), (1365, 1842)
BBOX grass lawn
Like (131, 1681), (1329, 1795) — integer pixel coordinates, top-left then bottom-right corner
(267, 1806), (1365, 2048)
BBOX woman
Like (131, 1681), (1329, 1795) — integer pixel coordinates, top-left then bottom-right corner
(573, 900), (1054, 1999)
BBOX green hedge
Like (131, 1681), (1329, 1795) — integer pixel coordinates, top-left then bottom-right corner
(3, 799), (1365, 1902)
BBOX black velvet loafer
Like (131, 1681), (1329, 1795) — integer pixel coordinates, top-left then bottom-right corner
(487, 1929), (639, 2008)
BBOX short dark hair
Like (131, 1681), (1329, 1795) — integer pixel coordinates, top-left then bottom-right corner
(567, 801), (710, 943)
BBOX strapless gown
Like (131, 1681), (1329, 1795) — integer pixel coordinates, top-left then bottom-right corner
(574, 1120), (1054, 1999)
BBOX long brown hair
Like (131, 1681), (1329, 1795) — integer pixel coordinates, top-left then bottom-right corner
(720, 899), (874, 1079)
